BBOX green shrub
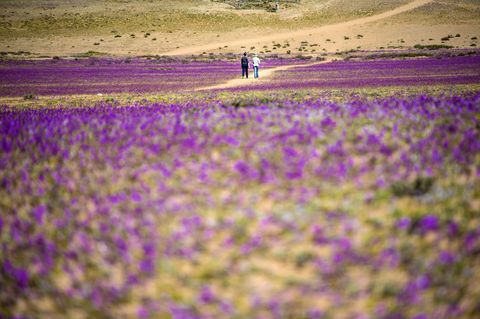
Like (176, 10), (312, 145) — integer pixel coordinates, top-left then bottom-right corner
(391, 177), (435, 197)
(413, 44), (453, 50)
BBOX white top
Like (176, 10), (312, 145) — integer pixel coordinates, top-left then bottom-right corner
(252, 57), (261, 67)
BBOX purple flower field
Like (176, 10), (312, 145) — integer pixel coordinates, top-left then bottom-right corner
(0, 58), (297, 97)
(1, 88), (480, 318)
(2, 55), (479, 97)
(243, 54), (480, 91)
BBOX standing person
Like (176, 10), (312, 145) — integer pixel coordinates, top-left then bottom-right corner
(252, 54), (261, 79)
(241, 52), (249, 79)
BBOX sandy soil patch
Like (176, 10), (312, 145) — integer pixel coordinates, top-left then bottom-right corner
(0, 0), (479, 57)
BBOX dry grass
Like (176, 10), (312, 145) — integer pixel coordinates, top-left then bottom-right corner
(0, 0), (479, 56)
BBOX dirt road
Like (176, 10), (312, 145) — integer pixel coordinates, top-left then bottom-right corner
(196, 57), (335, 90)
(164, 0), (434, 56)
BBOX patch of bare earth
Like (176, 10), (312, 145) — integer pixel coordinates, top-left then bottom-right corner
(0, 0), (478, 57)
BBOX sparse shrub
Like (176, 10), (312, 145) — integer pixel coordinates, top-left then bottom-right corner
(74, 51), (107, 58)
(215, 0), (300, 11)
(413, 44), (453, 50)
(295, 252), (315, 268)
(391, 177), (435, 197)
(23, 94), (36, 100)
(229, 97), (256, 108)
(296, 54), (312, 60)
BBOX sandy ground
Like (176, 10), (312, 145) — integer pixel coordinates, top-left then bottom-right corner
(0, 0), (479, 57)
(164, 0), (435, 56)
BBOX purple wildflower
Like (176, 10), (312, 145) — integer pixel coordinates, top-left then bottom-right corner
(3, 260), (29, 288)
(396, 217), (411, 231)
(32, 204), (47, 225)
(321, 116), (336, 129)
(139, 258), (155, 274)
(137, 306), (150, 319)
(439, 251), (456, 264)
(447, 221), (459, 237)
(199, 286), (216, 304)
(419, 215), (439, 232)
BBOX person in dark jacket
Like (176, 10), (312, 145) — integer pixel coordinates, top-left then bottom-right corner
(241, 52), (249, 79)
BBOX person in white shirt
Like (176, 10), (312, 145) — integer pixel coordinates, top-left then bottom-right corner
(252, 54), (261, 79)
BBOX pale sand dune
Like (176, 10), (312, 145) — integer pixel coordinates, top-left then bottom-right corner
(164, 0), (434, 56)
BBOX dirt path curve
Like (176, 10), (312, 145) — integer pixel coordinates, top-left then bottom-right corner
(196, 57), (335, 91)
(164, 0), (433, 56)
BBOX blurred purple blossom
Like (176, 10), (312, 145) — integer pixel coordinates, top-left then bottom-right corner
(32, 204), (47, 225)
(419, 215), (439, 233)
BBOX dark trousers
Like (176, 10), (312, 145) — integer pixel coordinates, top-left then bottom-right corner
(242, 65), (249, 78)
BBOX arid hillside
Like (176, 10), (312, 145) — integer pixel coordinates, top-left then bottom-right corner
(0, 0), (479, 57)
